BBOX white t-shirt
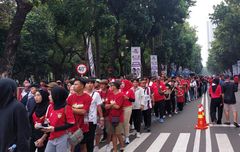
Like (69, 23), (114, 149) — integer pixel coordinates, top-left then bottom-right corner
(132, 87), (145, 110)
(142, 87), (152, 110)
(87, 91), (102, 124)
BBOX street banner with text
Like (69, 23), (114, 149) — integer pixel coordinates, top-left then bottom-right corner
(131, 47), (141, 78)
(150, 55), (158, 76)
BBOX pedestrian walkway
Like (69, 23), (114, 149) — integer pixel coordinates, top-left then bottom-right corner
(98, 131), (238, 152)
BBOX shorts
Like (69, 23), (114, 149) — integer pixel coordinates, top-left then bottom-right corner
(224, 103), (237, 112)
(106, 121), (123, 135)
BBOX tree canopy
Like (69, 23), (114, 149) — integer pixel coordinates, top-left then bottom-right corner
(0, 0), (202, 81)
(207, 0), (240, 74)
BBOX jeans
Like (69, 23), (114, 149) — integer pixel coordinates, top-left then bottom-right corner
(45, 134), (69, 152)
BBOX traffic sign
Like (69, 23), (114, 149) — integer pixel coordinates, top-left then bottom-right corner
(76, 64), (87, 75)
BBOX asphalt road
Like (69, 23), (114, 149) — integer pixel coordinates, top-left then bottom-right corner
(98, 89), (240, 152)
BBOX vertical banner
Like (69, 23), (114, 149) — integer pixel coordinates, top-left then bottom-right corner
(232, 65), (237, 76)
(150, 55), (158, 76)
(238, 60), (240, 75)
(87, 38), (96, 77)
(131, 47), (141, 78)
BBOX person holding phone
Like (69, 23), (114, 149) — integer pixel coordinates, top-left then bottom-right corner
(31, 89), (50, 152)
(43, 87), (75, 152)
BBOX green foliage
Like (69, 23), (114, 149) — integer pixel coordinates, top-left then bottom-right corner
(0, 0), (202, 80)
(207, 0), (240, 74)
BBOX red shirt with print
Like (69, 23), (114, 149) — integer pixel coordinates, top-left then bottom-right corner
(152, 81), (166, 102)
(46, 104), (75, 140)
(32, 113), (45, 125)
(98, 90), (114, 117)
(106, 92), (124, 123)
(67, 93), (92, 133)
(176, 88), (185, 103)
(122, 89), (135, 107)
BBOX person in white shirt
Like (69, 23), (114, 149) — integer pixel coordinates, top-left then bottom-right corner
(131, 78), (144, 138)
(190, 78), (197, 101)
(85, 79), (104, 152)
(140, 78), (153, 132)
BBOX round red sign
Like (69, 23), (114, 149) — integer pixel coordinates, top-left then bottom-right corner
(76, 64), (87, 75)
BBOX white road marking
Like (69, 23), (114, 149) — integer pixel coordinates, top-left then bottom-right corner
(216, 134), (234, 152)
(125, 133), (151, 152)
(146, 133), (170, 152)
(205, 93), (212, 152)
(172, 133), (190, 152)
(193, 96), (205, 152)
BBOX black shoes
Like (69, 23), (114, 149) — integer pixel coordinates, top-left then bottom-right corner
(234, 122), (240, 128)
(224, 122), (231, 125)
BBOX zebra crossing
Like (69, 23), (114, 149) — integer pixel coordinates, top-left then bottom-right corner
(98, 131), (239, 152)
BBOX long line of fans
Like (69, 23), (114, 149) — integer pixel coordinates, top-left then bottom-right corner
(16, 75), (210, 152)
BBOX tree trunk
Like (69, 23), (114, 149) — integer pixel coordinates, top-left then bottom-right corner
(0, 0), (33, 78)
(112, 17), (120, 76)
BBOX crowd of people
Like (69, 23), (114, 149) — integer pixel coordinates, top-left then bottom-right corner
(0, 74), (238, 152)
(208, 74), (239, 127)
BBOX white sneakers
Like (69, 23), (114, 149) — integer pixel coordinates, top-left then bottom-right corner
(125, 137), (130, 144)
(93, 146), (99, 152)
(136, 132), (141, 138)
(105, 144), (112, 152)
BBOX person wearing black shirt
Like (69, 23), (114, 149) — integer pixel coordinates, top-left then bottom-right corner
(222, 75), (239, 127)
(0, 78), (31, 152)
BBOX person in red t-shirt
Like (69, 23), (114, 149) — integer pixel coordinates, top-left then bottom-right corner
(152, 76), (166, 123)
(67, 78), (92, 152)
(208, 78), (223, 124)
(31, 90), (49, 152)
(105, 80), (124, 152)
(176, 85), (185, 111)
(120, 79), (135, 144)
(43, 87), (75, 152)
(95, 79), (113, 150)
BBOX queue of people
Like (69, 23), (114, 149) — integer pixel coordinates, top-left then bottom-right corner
(1, 74), (238, 152)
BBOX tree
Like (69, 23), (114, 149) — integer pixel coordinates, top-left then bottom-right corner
(0, 0), (34, 77)
(207, 0), (240, 74)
